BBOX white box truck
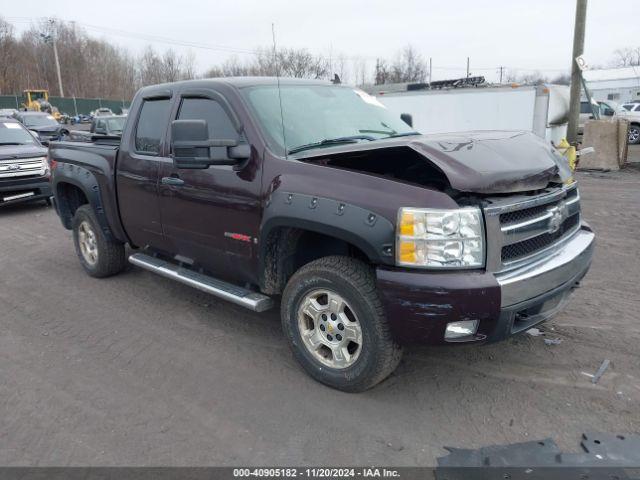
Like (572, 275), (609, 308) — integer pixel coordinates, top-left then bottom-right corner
(369, 83), (570, 145)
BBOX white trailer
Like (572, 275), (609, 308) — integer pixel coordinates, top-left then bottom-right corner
(371, 84), (570, 145)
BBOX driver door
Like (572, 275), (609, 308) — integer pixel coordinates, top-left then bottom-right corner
(159, 90), (262, 283)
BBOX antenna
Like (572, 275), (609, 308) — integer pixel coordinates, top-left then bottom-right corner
(272, 23), (287, 159)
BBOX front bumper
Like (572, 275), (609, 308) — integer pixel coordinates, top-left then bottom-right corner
(376, 225), (595, 345)
(0, 176), (52, 207)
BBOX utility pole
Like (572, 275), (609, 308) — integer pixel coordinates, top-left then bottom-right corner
(567, 0), (588, 144)
(466, 57), (470, 78)
(49, 19), (64, 97)
(498, 66), (504, 83)
(429, 57), (432, 86)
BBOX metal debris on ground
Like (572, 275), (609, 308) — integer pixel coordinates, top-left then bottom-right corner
(526, 328), (544, 337)
(544, 338), (562, 346)
(591, 359), (611, 384)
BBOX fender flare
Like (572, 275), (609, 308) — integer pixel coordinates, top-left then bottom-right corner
(52, 163), (116, 242)
(259, 191), (396, 274)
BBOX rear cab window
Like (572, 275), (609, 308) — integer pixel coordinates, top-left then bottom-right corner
(135, 99), (171, 154)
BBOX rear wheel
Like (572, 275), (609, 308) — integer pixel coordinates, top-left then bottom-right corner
(72, 205), (126, 278)
(281, 256), (402, 392)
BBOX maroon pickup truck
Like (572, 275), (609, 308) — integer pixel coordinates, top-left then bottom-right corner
(49, 78), (594, 392)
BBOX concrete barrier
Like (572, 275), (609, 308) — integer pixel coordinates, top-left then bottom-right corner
(579, 119), (629, 171)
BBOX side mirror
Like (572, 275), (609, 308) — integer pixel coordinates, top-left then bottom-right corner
(171, 119), (248, 169)
(95, 127), (107, 135)
(29, 130), (40, 139)
(400, 113), (413, 127)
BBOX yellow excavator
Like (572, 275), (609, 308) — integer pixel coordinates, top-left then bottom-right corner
(22, 89), (63, 121)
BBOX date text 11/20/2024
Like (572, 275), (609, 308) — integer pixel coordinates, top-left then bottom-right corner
(233, 468), (400, 477)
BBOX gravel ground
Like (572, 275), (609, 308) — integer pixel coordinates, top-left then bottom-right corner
(0, 165), (639, 466)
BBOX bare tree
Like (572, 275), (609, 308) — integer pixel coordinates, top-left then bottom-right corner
(162, 49), (183, 82)
(374, 59), (390, 85)
(204, 47), (330, 80)
(0, 18), (18, 94)
(373, 45), (427, 84)
(550, 73), (570, 85)
(612, 47), (640, 67)
(0, 16), (199, 100)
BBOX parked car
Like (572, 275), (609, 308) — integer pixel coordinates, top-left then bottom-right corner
(49, 78), (594, 391)
(0, 118), (51, 207)
(90, 115), (127, 136)
(92, 107), (114, 117)
(68, 115), (128, 142)
(12, 111), (68, 145)
(0, 108), (18, 118)
(578, 100), (620, 136)
(619, 103), (640, 144)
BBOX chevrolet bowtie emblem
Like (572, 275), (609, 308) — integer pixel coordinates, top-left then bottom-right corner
(327, 324), (334, 332)
(547, 201), (568, 234)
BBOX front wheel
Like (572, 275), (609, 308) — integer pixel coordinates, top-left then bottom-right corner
(281, 256), (402, 392)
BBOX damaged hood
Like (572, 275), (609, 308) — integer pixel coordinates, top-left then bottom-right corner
(295, 130), (572, 194)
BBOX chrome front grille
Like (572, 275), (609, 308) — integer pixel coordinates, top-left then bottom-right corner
(484, 183), (581, 273)
(0, 157), (46, 179)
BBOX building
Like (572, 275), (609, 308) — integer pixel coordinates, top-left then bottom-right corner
(583, 67), (640, 104)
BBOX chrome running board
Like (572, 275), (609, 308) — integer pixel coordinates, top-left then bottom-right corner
(128, 253), (274, 312)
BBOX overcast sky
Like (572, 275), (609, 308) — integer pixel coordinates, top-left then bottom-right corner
(3, 0), (638, 83)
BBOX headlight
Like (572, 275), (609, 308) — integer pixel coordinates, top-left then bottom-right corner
(396, 207), (485, 268)
(40, 156), (50, 176)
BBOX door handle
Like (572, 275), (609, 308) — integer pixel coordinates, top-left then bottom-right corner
(161, 176), (185, 186)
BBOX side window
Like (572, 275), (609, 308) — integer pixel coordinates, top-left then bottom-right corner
(135, 98), (171, 154)
(177, 98), (240, 141)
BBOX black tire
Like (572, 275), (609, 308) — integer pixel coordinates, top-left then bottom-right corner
(281, 255), (402, 392)
(629, 125), (640, 145)
(72, 204), (126, 278)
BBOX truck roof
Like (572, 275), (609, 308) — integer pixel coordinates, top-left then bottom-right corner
(138, 77), (335, 96)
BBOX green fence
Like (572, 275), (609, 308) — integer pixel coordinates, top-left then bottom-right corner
(0, 95), (131, 116)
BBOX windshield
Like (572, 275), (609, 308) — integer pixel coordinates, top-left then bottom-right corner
(23, 115), (58, 128)
(0, 121), (37, 145)
(241, 84), (416, 155)
(105, 117), (126, 133)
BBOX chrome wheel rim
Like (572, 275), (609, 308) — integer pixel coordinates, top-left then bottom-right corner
(297, 289), (363, 369)
(629, 127), (640, 143)
(78, 221), (98, 266)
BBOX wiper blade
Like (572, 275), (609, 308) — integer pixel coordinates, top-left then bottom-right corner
(386, 132), (421, 138)
(0, 142), (25, 145)
(359, 129), (396, 135)
(288, 135), (376, 154)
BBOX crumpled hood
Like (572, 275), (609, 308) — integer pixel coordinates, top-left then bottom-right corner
(295, 130), (572, 194)
(0, 144), (47, 160)
(408, 130), (572, 193)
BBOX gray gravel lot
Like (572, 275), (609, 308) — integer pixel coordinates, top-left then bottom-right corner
(0, 164), (639, 466)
